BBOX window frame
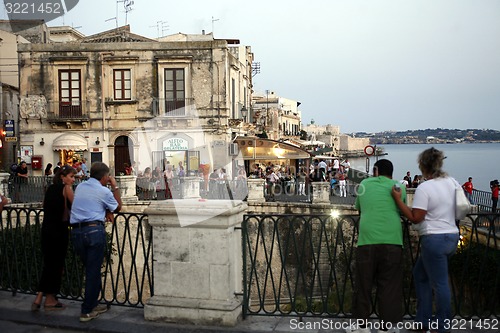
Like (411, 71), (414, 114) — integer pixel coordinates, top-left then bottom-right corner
(58, 69), (81, 106)
(113, 68), (132, 101)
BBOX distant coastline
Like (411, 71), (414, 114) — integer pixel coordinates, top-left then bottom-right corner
(349, 128), (500, 145)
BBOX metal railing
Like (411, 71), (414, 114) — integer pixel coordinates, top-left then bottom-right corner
(8, 176), (87, 204)
(242, 213), (500, 319)
(152, 98), (195, 117)
(0, 207), (153, 307)
(46, 100), (90, 121)
(471, 189), (498, 213)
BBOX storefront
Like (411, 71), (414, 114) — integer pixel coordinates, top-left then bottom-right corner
(52, 133), (89, 165)
(234, 136), (311, 177)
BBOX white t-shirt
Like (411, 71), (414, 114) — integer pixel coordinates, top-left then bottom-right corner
(411, 177), (459, 236)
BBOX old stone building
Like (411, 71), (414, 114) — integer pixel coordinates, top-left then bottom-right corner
(18, 25), (253, 176)
(251, 91), (302, 140)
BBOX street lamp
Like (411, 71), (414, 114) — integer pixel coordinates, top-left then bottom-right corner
(240, 106), (248, 122)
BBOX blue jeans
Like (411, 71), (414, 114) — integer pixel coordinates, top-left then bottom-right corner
(71, 224), (106, 314)
(413, 233), (459, 333)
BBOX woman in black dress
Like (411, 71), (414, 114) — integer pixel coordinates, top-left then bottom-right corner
(32, 165), (76, 310)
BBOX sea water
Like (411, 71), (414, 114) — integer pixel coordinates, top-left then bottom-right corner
(349, 142), (500, 192)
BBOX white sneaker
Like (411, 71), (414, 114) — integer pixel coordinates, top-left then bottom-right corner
(377, 329), (400, 333)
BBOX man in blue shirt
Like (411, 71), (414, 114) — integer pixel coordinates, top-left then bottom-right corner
(70, 162), (122, 322)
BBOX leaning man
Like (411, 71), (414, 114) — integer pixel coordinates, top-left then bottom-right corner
(70, 162), (122, 322)
(347, 159), (405, 333)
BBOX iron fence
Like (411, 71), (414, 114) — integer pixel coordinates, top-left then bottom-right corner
(0, 207), (153, 307)
(472, 189), (498, 213)
(242, 213), (500, 319)
(8, 176), (88, 204)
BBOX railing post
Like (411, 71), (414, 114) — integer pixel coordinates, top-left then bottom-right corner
(180, 177), (201, 199)
(246, 178), (265, 203)
(144, 199), (247, 326)
(115, 175), (138, 202)
(311, 181), (330, 204)
(0, 172), (10, 198)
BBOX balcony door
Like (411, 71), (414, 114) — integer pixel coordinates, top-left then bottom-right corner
(58, 69), (82, 118)
(165, 68), (185, 114)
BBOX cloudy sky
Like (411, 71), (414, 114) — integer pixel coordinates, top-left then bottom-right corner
(2, 0), (500, 133)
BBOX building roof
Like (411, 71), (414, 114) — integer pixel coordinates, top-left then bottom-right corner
(81, 25), (156, 43)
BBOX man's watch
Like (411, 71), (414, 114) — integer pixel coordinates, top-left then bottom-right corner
(111, 187), (119, 192)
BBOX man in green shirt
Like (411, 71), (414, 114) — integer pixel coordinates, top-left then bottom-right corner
(347, 159), (406, 333)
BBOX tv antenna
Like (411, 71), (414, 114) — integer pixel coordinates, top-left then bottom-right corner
(211, 16), (219, 35)
(150, 20), (169, 39)
(115, 0), (134, 26)
(105, 17), (118, 28)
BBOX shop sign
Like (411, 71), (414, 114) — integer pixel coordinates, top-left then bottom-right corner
(163, 137), (188, 151)
(4, 120), (14, 137)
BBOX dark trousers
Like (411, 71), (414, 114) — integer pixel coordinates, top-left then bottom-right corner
(352, 244), (403, 327)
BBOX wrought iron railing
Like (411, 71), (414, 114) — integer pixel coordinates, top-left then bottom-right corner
(152, 98), (195, 117)
(471, 189), (498, 213)
(46, 100), (90, 121)
(8, 176), (87, 204)
(0, 207), (153, 307)
(242, 213), (500, 319)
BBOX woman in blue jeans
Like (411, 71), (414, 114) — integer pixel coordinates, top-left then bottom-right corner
(392, 147), (459, 333)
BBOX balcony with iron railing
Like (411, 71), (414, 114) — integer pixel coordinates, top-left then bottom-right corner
(152, 98), (194, 117)
(46, 100), (90, 121)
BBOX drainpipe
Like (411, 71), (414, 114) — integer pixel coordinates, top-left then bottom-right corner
(99, 51), (114, 160)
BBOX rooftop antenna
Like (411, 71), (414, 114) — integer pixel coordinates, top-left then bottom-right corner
(150, 20), (169, 39)
(211, 16), (219, 36)
(123, 0), (134, 25)
(105, 17), (118, 28)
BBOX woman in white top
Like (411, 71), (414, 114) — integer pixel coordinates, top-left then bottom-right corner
(392, 147), (459, 333)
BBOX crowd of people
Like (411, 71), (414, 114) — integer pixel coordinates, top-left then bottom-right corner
(249, 158), (352, 199)
(5, 146), (497, 328)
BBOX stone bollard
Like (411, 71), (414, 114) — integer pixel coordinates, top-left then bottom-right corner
(115, 175), (138, 202)
(181, 176), (201, 199)
(144, 199), (247, 326)
(406, 188), (415, 207)
(246, 178), (265, 203)
(0, 172), (10, 198)
(311, 181), (330, 204)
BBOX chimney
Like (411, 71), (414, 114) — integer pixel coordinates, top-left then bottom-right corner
(202, 29), (205, 35)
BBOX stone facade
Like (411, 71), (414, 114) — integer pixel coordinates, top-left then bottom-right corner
(17, 26), (253, 177)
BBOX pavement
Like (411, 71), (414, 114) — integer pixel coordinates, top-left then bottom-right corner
(0, 291), (497, 333)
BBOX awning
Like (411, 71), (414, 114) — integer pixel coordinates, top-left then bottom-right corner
(234, 136), (311, 160)
(52, 133), (88, 151)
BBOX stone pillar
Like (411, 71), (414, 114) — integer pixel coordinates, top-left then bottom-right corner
(406, 188), (415, 207)
(311, 181), (330, 204)
(0, 172), (10, 198)
(144, 199), (247, 326)
(246, 178), (265, 203)
(181, 177), (201, 199)
(115, 175), (138, 202)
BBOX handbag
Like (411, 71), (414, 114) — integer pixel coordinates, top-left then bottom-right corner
(455, 182), (471, 220)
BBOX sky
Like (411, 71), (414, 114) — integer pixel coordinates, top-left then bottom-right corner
(2, 0), (500, 133)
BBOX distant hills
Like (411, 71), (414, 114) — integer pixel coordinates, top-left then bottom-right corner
(350, 128), (500, 144)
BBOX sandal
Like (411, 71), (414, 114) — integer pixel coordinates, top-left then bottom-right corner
(44, 302), (65, 310)
(31, 303), (41, 311)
